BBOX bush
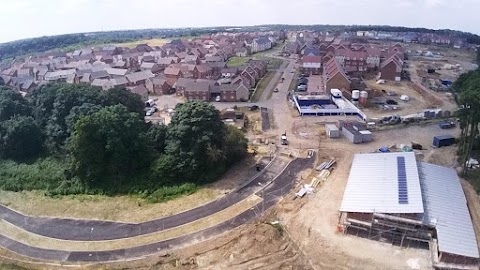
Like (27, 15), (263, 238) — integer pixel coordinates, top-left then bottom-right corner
(0, 158), (73, 193)
(145, 183), (197, 203)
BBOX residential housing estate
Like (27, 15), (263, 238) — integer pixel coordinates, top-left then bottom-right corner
(1, 31), (282, 102)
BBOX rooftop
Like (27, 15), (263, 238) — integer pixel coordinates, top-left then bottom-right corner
(339, 152), (424, 214)
(419, 162), (479, 259)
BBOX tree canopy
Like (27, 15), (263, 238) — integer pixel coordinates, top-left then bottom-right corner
(0, 84), (248, 196)
(70, 105), (151, 189)
(0, 116), (42, 161)
(0, 87), (31, 121)
(453, 69), (480, 175)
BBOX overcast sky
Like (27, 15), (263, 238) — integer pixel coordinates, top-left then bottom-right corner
(0, 0), (478, 43)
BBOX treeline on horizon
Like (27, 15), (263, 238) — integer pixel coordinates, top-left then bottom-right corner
(1, 24), (479, 62)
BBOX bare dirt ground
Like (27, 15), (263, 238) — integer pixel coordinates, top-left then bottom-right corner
(272, 122), (469, 270)
(0, 156), (260, 223)
(0, 222), (312, 270)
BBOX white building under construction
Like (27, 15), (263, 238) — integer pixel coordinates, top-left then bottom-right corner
(338, 152), (479, 269)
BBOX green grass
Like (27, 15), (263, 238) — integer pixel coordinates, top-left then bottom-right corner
(250, 71), (275, 102)
(0, 264), (29, 270)
(145, 183), (198, 203)
(227, 56), (251, 67)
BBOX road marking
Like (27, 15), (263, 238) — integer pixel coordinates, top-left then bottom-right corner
(0, 195), (262, 252)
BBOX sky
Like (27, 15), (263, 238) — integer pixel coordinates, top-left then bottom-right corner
(0, 0), (478, 43)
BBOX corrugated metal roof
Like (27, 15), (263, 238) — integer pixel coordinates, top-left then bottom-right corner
(419, 162), (479, 259)
(339, 152), (424, 214)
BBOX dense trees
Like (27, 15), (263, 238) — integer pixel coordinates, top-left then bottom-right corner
(163, 101), (227, 183)
(477, 49), (480, 65)
(0, 84), (248, 196)
(70, 105), (151, 189)
(0, 88), (31, 121)
(453, 69), (480, 175)
(0, 116), (42, 161)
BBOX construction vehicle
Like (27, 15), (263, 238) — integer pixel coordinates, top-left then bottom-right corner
(280, 132), (288, 145)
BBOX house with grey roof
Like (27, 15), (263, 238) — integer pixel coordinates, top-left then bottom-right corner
(126, 70), (155, 86)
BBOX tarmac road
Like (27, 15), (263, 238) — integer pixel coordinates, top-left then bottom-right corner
(0, 157), (289, 241)
(0, 153), (315, 262)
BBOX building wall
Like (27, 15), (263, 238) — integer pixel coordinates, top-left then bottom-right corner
(346, 212), (373, 222)
(380, 62), (401, 81)
(341, 128), (363, 144)
(235, 86), (249, 101)
(326, 73), (350, 91)
(439, 252), (478, 266)
(221, 90), (237, 102)
(185, 90), (209, 101)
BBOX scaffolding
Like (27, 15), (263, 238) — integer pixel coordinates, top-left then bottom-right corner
(341, 211), (434, 250)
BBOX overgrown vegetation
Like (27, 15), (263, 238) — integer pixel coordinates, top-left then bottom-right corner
(0, 84), (248, 198)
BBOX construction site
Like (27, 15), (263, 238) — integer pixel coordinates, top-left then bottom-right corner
(338, 152), (478, 269)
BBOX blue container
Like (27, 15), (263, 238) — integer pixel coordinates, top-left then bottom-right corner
(433, 135), (455, 148)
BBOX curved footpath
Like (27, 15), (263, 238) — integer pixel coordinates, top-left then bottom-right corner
(0, 153), (315, 262)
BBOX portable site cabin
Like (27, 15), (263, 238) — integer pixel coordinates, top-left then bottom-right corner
(325, 124), (340, 138)
(433, 135), (455, 148)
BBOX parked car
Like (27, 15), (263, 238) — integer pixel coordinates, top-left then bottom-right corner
(215, 96), (221, 102)
(386, 99), (398, 105)
(274, 88), (279, 93)
(439, 120), (456, 129)
(297, 85), (307, 91)
(249, 105), (259, 111)
(146, 109), (155, 116)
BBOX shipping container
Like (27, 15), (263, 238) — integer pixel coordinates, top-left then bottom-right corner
(433, 135), (455, 148)
(325, 124), (340, 138)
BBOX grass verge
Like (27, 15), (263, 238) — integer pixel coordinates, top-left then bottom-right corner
(0, 195), (263, 251)
(0, 264), (28, 270)
(251, 71), (275, 102)
(227, 56), (251, 67)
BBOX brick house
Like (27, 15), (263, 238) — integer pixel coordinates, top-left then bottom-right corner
(181, 79), (216, 101)
(212, 83), (250, 102)
(140, 62), (162, 74)
(146, 77), (172, 95)
(323, 58), (351, 92)
(129, 85), (149, 101)
(164, 66), (183, 79)
(302, 56), (323, 75)
(379, 55), (403, 81)
(343, 50), (367, 73)
(126, 70), (155, 86)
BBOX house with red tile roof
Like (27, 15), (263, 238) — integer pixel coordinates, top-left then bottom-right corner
(302, 56), (323, 75)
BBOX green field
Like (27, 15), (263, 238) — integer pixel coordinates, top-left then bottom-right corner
(227, 56), (251, 67)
